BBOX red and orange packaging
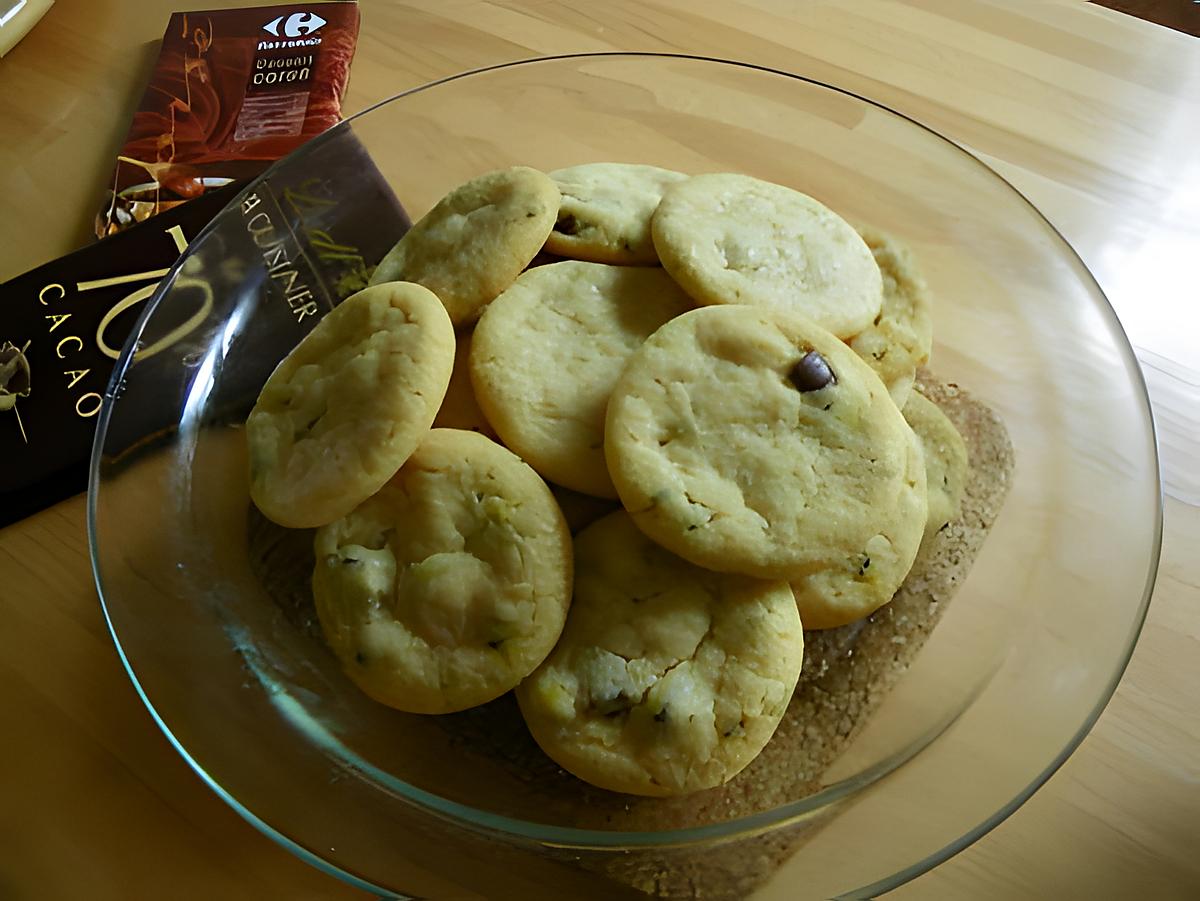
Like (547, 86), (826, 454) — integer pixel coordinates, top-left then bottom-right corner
(96, 1), (360, 237)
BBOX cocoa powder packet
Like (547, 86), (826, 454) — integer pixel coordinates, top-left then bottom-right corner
(96, 1), (360, 238)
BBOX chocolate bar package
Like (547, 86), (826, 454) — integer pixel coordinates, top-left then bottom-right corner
(96, 1), (360, 238)
(1, 126), (409, 529)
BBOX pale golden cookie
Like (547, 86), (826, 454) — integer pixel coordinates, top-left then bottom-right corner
(313, 429), (573, 714)
(847, 225), (934, 408)
(517, 511), (803, 797)
(432, 328), (496, 439)
(546, 163), (688, 264)
(651, 173), (882, 338)
(247, 282), (454, 529)
(369, 167), (560, 326)
(405, 374), (1015, 858)
(471, 261), (694, 498)
(605, 305), (914, 581)
(790, 425), (927, 629)
(903, 388), (969, 545)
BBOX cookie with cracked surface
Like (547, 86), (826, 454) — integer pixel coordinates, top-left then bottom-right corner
(650, 173), (882, 338)
(545, 163), (687, 264)
(470, 261), (694, 498)
(789, 424), (927, 629)
(313, 428), (573, 714)
(516, 511), (803, 797)
(247, 282), (455, 529)
(411, 373), (1013, 844)
(605, 304), (914, 581)
(846, 225), (934, 407)
(369, 167), (560, 326)
(903, 387), (969, 546)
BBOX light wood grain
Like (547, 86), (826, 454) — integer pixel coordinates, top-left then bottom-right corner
(1, 1), (1198, 898)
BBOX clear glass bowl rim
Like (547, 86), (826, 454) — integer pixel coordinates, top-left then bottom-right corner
(86, 51), (1163, 896)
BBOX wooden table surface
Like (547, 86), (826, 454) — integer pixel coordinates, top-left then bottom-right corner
(2, 1), (1198, 898)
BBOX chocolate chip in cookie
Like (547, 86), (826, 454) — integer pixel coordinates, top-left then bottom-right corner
(789, 351), (836, 392)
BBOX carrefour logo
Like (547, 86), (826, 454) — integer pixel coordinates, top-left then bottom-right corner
(263, 11), (327, 38)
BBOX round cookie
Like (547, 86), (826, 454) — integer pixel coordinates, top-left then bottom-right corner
(651, 173), (883, 338)
(546, 163), (687, 264)
(605, 305), (914, 581)
(903, 388), (969, 544)
(432, 328), (497, 439)
(313, 428), (573, 715)
(247, 282), (454, 529)
(470, 261), (694, 498)
(517, 511), (803, 797)
(790, 425), (927, 629)
(847, 225), (934, 408)
(369, 167), (560, 326)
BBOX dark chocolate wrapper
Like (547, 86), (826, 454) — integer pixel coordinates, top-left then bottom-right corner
(1, 127), (409, 529)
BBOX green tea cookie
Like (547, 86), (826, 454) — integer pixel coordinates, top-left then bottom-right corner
(471, 261), (694, 498)
(313, 429), (573, 714)
(605, 305), (914, 581)
(546, 163), (688, 264)
(790, 425), (927, 629)
(904, 389), (969, 545)
(247, 282), (454, 529)
(517, 511), (803, 797)
(847, 225), (934, 408)
(369, 167), (560, 326)
(651, 173), (882, 338)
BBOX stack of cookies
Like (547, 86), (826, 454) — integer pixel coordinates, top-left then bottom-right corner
(247, 163), (982, 800)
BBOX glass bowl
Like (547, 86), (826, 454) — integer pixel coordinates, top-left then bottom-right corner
(88, 54), (1161, 899)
